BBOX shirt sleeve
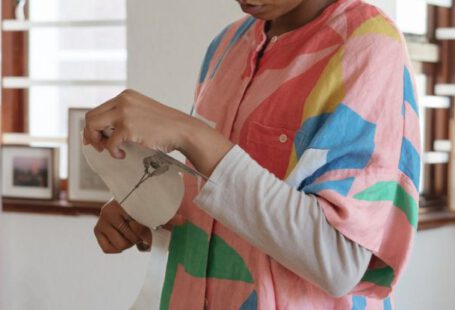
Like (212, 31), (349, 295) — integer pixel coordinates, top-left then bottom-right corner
(288, 26), (420, 298)
(196, 18), (420, 299)
(194, 145), (372, 297)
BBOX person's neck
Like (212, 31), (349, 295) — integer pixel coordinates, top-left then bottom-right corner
(267, 0), (337, 38)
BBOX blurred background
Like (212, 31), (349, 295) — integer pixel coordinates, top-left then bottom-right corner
(0, 0), (454, 309)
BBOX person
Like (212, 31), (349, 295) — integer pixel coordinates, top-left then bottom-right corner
(84, 0), (421, 308)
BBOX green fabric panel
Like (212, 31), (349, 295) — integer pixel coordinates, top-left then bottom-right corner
(160, 223), (255, 309)
(160, 223), (210, 310)
(207, 234), (253, 283)
(353, 181), (418, 228)
(361, 266), (395, 288)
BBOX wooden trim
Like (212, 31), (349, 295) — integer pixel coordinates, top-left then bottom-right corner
(4, 196), (455, 228)
(419, 209), (455, 230)
(0, 0), (2, 141)
(1, 0), (27, 133)
(2, 193), (101, 216)
(421, 4), (454, 201)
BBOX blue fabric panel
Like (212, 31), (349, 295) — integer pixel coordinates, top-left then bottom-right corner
(199, 25), (230, 83)
(303, 177), (355, 196)
(211, 16), (256, 79)
(351, 295), (367, 310)
(239, 291), (257, 310)
(403, 66), (418, 115)
(383, 297), (392, 310)
(297, 104), (376, 190)
(398, 137), (420, 190)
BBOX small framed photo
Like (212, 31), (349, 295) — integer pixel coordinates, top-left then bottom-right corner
(68, 108), (112, 202)
(1, 145), (59, 200)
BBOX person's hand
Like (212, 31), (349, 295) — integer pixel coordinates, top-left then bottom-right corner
(83, 89), (233, 177)
(94, 199), (152, 254)
(83, 89), (195, 158)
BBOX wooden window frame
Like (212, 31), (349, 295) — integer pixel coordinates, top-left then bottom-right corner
(0, 0), (102, 216)
(1, 0), (27, 134)
(420, 5), (453, 205)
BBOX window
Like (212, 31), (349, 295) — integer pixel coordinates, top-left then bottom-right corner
(3, 0), (126, 178)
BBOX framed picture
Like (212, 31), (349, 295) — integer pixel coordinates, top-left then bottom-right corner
(68, 108), (112, 202)
(1, 145), (59, 200)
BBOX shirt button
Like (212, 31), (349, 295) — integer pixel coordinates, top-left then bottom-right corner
(270, 36), (278, 43)
(204, 298), (208, 309)
(279, 134), (288, 143)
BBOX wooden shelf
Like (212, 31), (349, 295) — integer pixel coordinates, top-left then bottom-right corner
(2, 195), (102, 216)
(419, 209), (455, 230)
(3, 193), (455, 230)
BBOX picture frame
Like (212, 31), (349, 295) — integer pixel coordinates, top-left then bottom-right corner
(1, 145), (59, 200)
(68, 108), (112, 202)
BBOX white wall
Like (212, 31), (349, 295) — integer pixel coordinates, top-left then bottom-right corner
(395, 226), (455, 309)
(367, 0), (396, 18)
(0, 211), (149, 310)
(127, 0), (241, 112)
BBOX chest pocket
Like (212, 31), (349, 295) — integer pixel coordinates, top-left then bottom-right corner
(244, 121), (297, 179)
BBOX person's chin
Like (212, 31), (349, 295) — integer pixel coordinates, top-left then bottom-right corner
(240, 4), (271, 19)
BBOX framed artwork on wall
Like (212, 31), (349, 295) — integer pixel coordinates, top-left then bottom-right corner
(1, 145), (59, 200)
(68, 108), (112, 203)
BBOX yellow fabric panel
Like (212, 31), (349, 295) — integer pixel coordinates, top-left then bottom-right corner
(301, 47), (345, 123)
(352, 15), (401, 41)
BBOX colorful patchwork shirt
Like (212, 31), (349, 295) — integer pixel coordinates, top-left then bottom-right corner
(160, 0), (421, 309)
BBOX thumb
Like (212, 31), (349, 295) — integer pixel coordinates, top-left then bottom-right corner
(104, 129), (126, 159)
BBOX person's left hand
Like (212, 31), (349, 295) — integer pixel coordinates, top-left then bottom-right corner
(83, 89), (233, 177)
(94, 199), (151, 254)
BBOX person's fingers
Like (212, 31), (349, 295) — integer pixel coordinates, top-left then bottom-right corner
(104, 129), (127, 159)
(104, 225), (133, 251)
(128, 220), (152, 246)
(94, 229), (120, 254)
(84, 109), (120, 150)
(116, 219), (141, 245)
(85, 96), (118, 119)
(86, 108), (120, 134)
(82, 125), (102, 150)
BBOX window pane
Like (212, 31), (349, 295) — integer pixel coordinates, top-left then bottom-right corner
(28, 1), (126, 178)
(29, 0), (126, 21)
(396, 0), (427, 35)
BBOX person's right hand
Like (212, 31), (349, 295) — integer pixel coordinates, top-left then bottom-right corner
(94, 199), (151, 254)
